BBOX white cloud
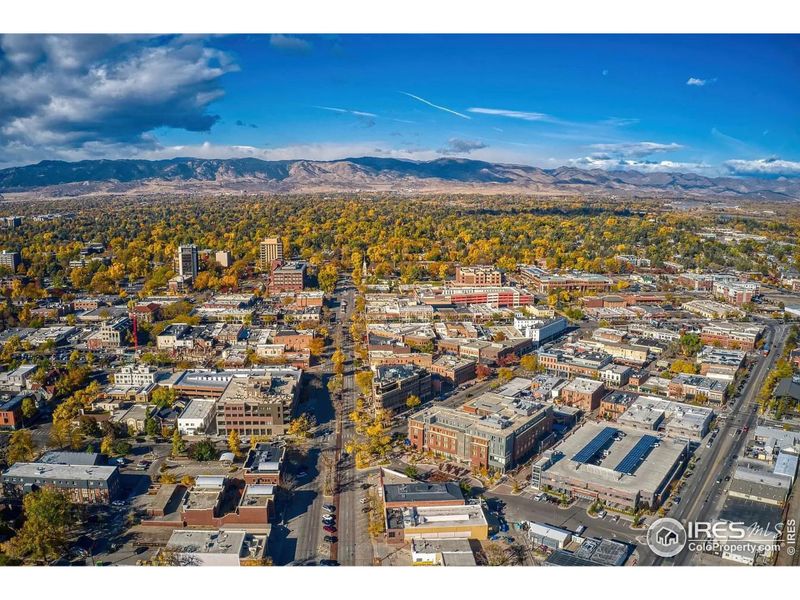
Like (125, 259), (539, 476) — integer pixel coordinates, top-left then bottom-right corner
(437, 138), (488, 155)
(687, 77), (717, 87)
(588, 141), (683, 159)
(724, 158), (800, 177)
(568, 155), (714, 174)
(134, 141), (440, 163)
(0, 35), (237, 165)
(315, 106), (377, 118)
(269, 34), (312, 54)
(467, 107), (552, 122)
(401, 92), (471, 119)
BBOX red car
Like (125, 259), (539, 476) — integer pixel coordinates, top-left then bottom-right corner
(323, 525), (337, 533)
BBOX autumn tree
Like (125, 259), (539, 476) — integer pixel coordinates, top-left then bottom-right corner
(354, 370), (374, 396)
(171, 428), (186, 457)
(497, 367), (515, 383)
(405, 394), (421, 410)
(228, 430), (243, 457)
(308, 336), (326, 357)
(318, 263), (338, 294)
(327, 373), (344, 396)
(5, 489), (74, 563)
(331, 348), (346, 376)
(519, 354), (541, 373)
(287, 413), (316, 439)
(6, 430), (36, 465)
(21, 396), (37, 421)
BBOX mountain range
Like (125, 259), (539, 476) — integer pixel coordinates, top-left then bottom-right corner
(0, 157), (798, 201)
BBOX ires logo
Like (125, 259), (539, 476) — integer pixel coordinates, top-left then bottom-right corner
(647, 518), (687, 558)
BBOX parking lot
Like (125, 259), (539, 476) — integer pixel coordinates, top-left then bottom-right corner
(486, 487), (643, 552)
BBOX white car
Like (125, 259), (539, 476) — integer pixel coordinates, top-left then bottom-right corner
(360, 497), (369, 504)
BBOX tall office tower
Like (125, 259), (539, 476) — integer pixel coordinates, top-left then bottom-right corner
(259, 237), (284, 270)
(176, 244), (199, 279)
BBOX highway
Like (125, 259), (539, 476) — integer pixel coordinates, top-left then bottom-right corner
(648, 322), (792, 566)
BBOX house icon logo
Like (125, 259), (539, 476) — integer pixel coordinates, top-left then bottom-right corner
(647, 517), (687, 558)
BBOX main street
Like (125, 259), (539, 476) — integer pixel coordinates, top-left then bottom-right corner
(328, 276), (374, 565)
(647, 322), (793, 566)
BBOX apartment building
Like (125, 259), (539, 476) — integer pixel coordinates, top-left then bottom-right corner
(86, 316), (131, 350)
(216, 371), (301, 438)
(372, 364), (432, 411)
(454, 265), (502, 286)
(2, 460), (121, 504)
(0, 250), (21, 271)
(429, 355), (477, 387)
(408, 392), (553, 471)
(700, 322), (764, 351)
(559, 377), (606, 412)
(519, 266), (612, 294)
(176, 244), (199, 279)
(259, 237), (283, 271)
(270, 261), (306, 292)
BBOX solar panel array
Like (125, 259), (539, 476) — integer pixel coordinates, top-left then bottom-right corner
(614, 434), (659, 475)
(572, 426), (618, 464)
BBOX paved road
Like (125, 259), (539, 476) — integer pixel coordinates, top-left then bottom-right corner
(649, 322), (792, 566)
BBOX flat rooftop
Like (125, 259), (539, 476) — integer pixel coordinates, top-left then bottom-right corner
(2, 462), (117, 483)
(390, 503), (487, 532)
(166, 529), (246, 557)
(179, 399), (216, 421)
(383, 481), (464, 505)
(542, 421), (688, 496)
(244, 443), (285, 473)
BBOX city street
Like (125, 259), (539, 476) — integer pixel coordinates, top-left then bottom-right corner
(648, 322), (793, 566)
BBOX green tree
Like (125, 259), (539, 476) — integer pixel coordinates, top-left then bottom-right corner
(679, 333), (703, 356)
(144, 416), (160, 438)
(188, 439), (218, 462)
(6, 430), (36, 465)
(5, 489), (74, 563)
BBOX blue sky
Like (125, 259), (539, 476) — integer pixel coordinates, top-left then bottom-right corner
(1, 34), (798, 175)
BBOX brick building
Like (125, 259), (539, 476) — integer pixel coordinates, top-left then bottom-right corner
(454, 265), (502, 287)
(559, 377), (606, 412)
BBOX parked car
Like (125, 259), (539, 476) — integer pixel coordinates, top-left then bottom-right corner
(575, 525), (587, 535)
(323, 504), (336, 512)
(323, 525), (337, 533)
(360, 497), (369, 504)
(319, 559), (339, 566)
(324, 535), (337, 543)
(322, 517), (335, 525)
